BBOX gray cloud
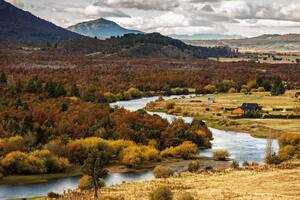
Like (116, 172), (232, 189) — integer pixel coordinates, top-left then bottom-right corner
(64, 5), (130, 18)
(95, 0), (180, 11)
(5, 0), (300, 37)
(231, 3), (300, 22)
(201, 5), (214, 12)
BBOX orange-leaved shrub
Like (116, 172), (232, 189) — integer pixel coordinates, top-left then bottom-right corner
(178, 193), (195, 200)
(120, 145), (160, 167)
(0, 136), (26, 156)
(1, 150), (70, 175)
(78, 175), (105, 191)
(188, 160), (201, 172)
(153, 165), (174, 178)
(66, 137), (113, 164)
(160, 141), (198, 159)
(213, 149), (230, 161)
(278, 133), (300, 161)
(108, 139), (136, 157)
(149, 186), (173, 200)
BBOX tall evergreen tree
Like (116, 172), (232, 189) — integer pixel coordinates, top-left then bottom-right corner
(85, 88), (97, 102)
(45, 80), (66, 98)
(60, 101), (69, 112)
(45, 80), (56, 97)
(0, 70), (7, 83)
(82, 147), (110, 198)
(55, 83), (67, 97)
(15, 80), (23, 93)
(25, 76), (42, 93)
(271, 77), (285, 96)
(70, 83), (80, 97)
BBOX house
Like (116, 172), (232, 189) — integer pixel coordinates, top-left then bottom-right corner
(241, 103), (262, 112)
(232, 103), (262, 114)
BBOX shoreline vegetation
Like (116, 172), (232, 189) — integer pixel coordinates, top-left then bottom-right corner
(0, 156), (230, 186)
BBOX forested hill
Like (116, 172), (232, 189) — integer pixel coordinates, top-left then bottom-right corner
(61, 33), (235, 59)
(0, 0), (82, 43)
(185, 34), (300, 53)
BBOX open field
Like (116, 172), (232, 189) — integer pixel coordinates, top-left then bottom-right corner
(147, 91), (300, 137)
(59, 162), (300, 200)
(182, 91), (298, 111)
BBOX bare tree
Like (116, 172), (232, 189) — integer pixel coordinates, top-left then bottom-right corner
(264, 132), (274, 164)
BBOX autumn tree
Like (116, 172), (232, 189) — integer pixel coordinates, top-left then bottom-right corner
(82, 147), (110, 198)
(203, 84), (216, 94)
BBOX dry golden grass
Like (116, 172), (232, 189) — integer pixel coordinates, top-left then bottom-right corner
(58, 164), (300, 200)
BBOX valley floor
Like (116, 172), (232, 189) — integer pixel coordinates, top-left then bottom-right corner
(59, 163), (300, 200)
(147, 91), (300, 138)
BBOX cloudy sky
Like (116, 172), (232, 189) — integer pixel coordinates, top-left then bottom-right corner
(6, 0), (300, 37)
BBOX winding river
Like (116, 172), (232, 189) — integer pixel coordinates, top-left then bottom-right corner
(0, 95), (278, 200)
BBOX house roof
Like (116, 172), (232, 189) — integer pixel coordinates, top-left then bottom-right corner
(232, 107), (244, 114)
(241, 103), (260, 111)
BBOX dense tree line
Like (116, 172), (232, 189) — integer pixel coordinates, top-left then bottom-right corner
(201, 76), (290, 95)
(1, 49), (299, 98)
(0, 86), (212, 175)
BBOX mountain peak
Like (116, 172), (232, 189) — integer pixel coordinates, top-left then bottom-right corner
(94, 18), (115, 24)
(68, 18), (143, 39)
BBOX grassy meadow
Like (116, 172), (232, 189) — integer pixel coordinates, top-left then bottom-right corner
(57, 163), (300, 200)
(147, 91), (300, 137)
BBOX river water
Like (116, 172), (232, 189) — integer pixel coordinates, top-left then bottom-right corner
(0, 95), (278, 200)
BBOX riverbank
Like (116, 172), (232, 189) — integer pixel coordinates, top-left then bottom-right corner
(58, 161), (300, 200)
(0, 156), (230, 186)
(0, 166), (82, 185)
(146, 91), (300, 138)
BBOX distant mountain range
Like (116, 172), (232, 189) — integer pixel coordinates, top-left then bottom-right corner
(185, 34), (300, 52)
(68, 18), (143, 39)
(169, 33), (245, 40)
(2, 0), (299, 54)
(0, 0), (82, 43)
(0, 0), (233, 59)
